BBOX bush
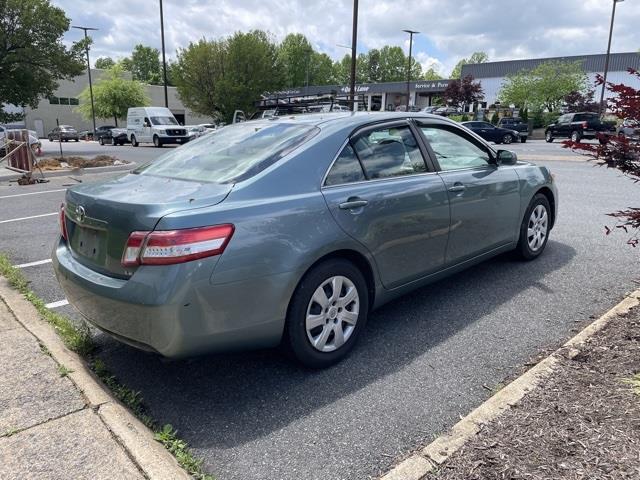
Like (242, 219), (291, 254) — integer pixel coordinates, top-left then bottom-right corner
(521, 108), (529, 122)
(461, 114), (469, 121)
(448, 114), (464, 123)
(490, 112), (499, 125)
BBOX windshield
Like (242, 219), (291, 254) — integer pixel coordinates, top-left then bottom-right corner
(135, 122), (319, 184)
(150, 116), (178, 126)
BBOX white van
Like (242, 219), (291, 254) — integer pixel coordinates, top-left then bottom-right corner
(126, 107), (189, 148)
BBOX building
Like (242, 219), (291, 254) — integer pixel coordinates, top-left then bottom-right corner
(15, 69), (211, 138)
(264, 79), (454, 111)
(462, 51), (640, 108)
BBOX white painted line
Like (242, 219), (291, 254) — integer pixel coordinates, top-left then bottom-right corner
(15, 259), (53, 268)
(0, 212), (57, 224)
(0, 189), (66, 200)
(45, 299), (69, 309)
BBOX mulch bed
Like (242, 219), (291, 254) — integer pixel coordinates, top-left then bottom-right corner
(425, 305), (640, 480)
(36, 155), (127, 170)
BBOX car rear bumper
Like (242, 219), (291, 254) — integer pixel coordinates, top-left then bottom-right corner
(52, 239), (291, 358)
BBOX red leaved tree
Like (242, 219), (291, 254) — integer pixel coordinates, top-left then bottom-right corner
(443, 75), (484, 110)
(563, 68), (640, 246)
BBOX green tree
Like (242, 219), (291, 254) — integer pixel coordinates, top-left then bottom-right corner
(129, 44), (162, 84)
(76, 63), (149, 126)
(0, 0), (86, 123)
(499, 61), (588, 111)
(95, 57), (115, 69)
(217, 30), (282, 121)
(308, 52), (335, 85)
(357, 49), (381, 83)
(277, 33), (314, 87)
(173, 38), (226, 120)
(333, 54), (353, 84)
(450, 51), (488, 79)
(378, 46), (407, 82)
(423, 67), (443, 80)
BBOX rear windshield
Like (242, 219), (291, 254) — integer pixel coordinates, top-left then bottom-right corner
(134, 122), (319, 184)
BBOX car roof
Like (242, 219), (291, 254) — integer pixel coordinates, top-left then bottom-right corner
(244, 111), (455, 130)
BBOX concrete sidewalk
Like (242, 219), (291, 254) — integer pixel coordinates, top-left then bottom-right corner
(0, 299), (145, 479)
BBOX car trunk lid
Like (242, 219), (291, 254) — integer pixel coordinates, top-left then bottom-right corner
(64, 173), (232, 277)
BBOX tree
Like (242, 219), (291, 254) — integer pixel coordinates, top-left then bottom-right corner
(450, 51), (488, 79)
(565, 69), (640, 246)
(423, 67), (443, 81)
(0, 0), (86, 123)
(76, 63), (149, 126)
(443, 75), (484, 109)
(277, 33), (314, 87)
(95, 57), (115, 69)
(333, 54), (352, 84)
(129, 44), (162, 84)
(308, 52), (335, 85)
(378, 46), (409, 82)
(563, 88), (598, 113)
(173, 39), (226, 120)
(499, 61), (588, 112)
(357, 49), (381, 83)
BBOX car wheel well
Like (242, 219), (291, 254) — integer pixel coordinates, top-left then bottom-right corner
(535, 187), (555, 228)
(298, 250), (376, 312)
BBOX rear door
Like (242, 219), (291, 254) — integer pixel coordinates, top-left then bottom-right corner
(321, 121), (450, 289)
(416, 120), (521, 264)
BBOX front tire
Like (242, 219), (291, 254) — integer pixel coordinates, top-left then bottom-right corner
(284, 259), (369, 368)
(545, 131), (554, 143)
(99, 137), (104, 146)
(516, 194), (551, 261)
(153, 135), (162, 148)
(131, 135), (138, 147)
(502, 134), (514, 144)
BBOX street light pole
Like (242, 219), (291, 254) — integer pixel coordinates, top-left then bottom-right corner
(159, 0), (169, 108)
(349, 0), (359, 112)
(403, 29), (419, 111)
(72, 26), (98, 135)
(599, 0), (624, 115)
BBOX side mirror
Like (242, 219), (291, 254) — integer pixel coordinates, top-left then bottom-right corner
(496, 150), (517, 166)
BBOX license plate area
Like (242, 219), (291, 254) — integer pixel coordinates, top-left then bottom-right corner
(70, 225), (107, 263)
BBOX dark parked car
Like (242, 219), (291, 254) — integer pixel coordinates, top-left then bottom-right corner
(100, 128), (129, 146)
(54, 112), (557, 368)
(617, 118), (640, 142)
(461, 121), (521, 144)
(48, 125), (79, 142)
(497, 117), (528, 142)
(545, 112), (615, 143)
(94, 125), (117, 143)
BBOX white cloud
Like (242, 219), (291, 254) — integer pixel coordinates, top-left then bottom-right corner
(54, 0), (640, 78)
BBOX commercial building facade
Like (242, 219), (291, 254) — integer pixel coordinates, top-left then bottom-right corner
(15, 69), (211, 138)
(461, 52), (640, 108)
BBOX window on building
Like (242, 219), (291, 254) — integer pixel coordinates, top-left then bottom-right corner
(59, 97), (70, 105)
(69, 98), (79, 106)
(49, 96), (60, 105)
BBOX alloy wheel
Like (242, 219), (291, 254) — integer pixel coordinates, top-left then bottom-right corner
(527, 204), (548, 252)
(503, 134), (513, 144)
(305, 275), (359, 353)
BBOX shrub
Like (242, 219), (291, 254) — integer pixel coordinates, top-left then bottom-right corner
(490, 112), (499, 125)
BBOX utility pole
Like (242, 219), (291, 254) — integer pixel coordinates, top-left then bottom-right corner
(599, 0), (624, 115)
(159, 0), (169, 108)
(349, 0), (359, 112)
(403, 29), (419, 111)
(72, 26), (98, 135)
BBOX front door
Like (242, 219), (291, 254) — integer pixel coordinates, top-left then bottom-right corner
(416, 121), (521, 264)
(321, 121), (450, 289)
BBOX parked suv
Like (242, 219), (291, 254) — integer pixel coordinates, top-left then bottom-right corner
(497, 117), (528, 143)
(545, 112), (615, 143)
(48, 125), (79, 142)
(617, 118), (640, 142)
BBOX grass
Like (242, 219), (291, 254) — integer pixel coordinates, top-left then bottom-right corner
(622, 373), (640, 395)
(0, 255), (93, 355)
(0, 253), (214, 480)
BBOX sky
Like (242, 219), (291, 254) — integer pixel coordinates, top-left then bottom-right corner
(56, 0), (640, 78)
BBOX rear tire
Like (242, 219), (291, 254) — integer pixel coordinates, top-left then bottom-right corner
(284, 259), (369, 368)
(516, 194), (551, 261)
(545, 131), (553, 143)
(520, 137), (527, 143)
(99, 137), (104, 146)
(131, 135), (138, 147)
(570, 130), (582, 143)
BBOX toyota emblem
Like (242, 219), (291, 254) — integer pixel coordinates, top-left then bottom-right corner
(77, 206), (86, 223)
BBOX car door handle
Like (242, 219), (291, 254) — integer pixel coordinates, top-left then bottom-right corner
(339, 198), (369, 210)
(448, 183), (466, 193)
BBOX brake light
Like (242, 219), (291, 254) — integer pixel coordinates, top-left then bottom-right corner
(59, 204), (68, 241)
(582, 121), (588, 129)
(121, 225), (234, 267)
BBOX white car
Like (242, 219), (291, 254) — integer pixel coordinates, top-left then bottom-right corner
(126, 107), (189, 148)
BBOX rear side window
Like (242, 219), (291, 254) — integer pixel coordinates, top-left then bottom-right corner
(135, 122), (319, 184)
(352, 125), (426, 179)
(325, 144), (365, 186)
(574, 113), (598, 122)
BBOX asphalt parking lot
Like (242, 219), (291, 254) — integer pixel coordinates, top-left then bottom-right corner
(1, 140), (639, 480)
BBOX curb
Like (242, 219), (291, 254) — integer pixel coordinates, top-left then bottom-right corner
(0, 162), (136, 182)
(0, 278), (191, 480)
(380, 289), (640, 480)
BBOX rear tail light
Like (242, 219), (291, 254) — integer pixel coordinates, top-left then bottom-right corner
(582, 121), (588, 129)
(59, 204), (68, 241)
(121, 224), (234, 267)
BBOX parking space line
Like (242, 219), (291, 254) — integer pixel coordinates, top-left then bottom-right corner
(0, 212), (57, 224)
(45, 299), (69, 309)
(15, 259), (52, 268)
(0, 189), (66, 199)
